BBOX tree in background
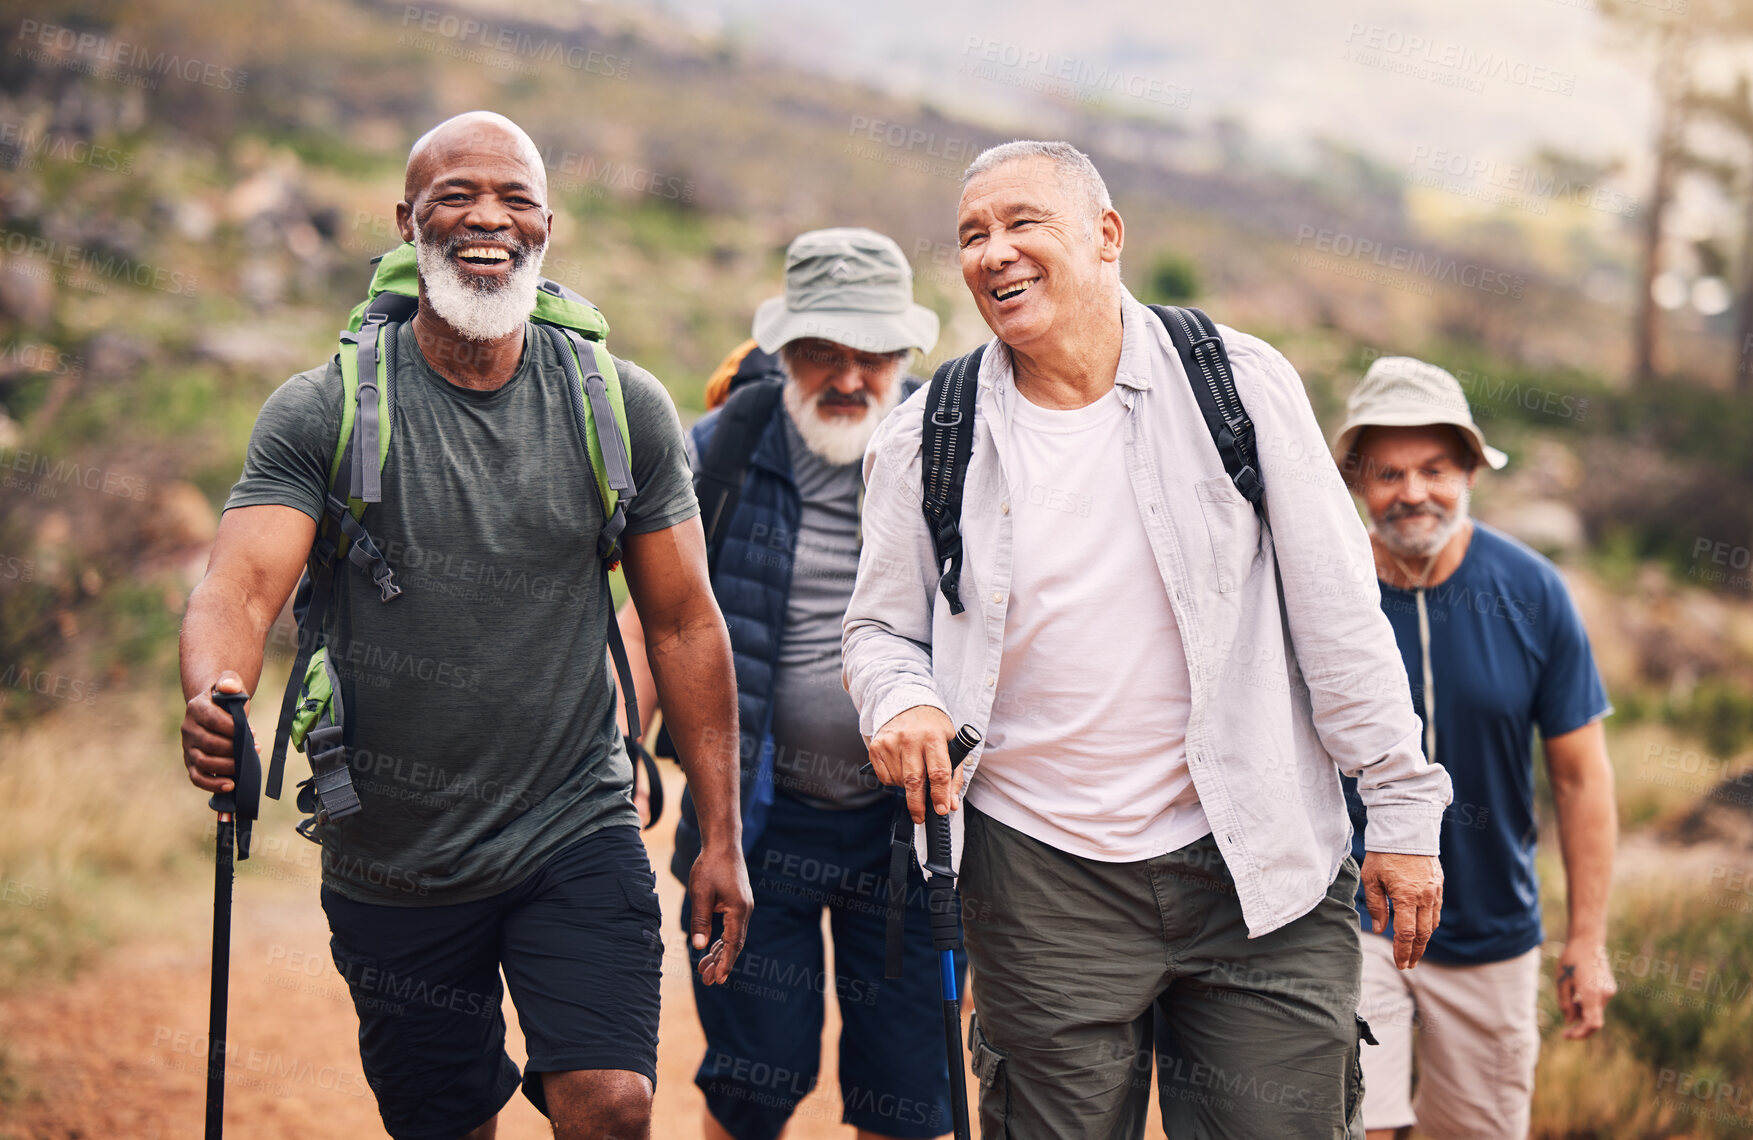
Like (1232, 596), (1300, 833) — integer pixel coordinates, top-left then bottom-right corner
(1603, 0), (1753, 387)
(1687, 73), (1753, 389)
(1602, 0), (1698, 387)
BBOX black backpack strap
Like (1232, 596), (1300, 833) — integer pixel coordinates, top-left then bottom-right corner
(266, 331), (405, 803)
(627, 734), (664, 830)
(1150, 305), (1265, 516)
(921, 346), (983, 615)
(694, 378), (785, 576)
(267, 427), (361, 802)
(883, 790), (915, 979)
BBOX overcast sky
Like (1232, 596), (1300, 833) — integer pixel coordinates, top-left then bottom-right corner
(615, 0), (1712, 186)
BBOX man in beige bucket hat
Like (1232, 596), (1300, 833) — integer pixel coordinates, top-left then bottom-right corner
(620, 227), (959, 1140)
(1334, 355), (1618, 1140)
(753, 226), (941, 358)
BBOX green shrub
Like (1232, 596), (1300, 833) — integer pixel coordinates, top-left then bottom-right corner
(1146, 254), (1200, 305)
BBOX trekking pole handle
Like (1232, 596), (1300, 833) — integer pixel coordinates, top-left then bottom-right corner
(924, 725), (982, 877)
(210, 689), (262, 859)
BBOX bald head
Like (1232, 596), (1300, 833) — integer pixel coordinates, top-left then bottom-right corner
(405, 111), (547, 205)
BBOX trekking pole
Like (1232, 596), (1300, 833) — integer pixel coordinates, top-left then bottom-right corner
(924, 724), (981, 1140)
(206, 689), (262, 1140)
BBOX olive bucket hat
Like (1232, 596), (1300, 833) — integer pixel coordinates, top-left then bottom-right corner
(752, 227), (940, 355)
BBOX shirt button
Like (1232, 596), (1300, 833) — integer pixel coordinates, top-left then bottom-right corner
(1000, 502), (1010, 514)
(985, 675), (995, 687)
(991, 591), (1005, 604)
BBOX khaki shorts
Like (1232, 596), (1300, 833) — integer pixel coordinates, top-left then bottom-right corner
(1356, 932), (1542, 1139)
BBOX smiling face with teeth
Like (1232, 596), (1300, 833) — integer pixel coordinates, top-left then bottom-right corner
(398, 113), (552, 347)
(956, 154), (1124, 372)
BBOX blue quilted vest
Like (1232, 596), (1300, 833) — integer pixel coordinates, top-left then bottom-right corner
(669, 402), (798, 882)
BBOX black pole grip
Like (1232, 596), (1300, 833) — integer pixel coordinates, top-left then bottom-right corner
(923, 724), (981, 869)
(923, 725), (980, 874)
(924, 725), (981, 952)
(211, 690), (262, 860)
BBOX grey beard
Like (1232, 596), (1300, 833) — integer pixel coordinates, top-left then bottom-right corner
(414, 230), (546, 342)
(782, 378), (902, 466)
(1373, 487), (1471, 560)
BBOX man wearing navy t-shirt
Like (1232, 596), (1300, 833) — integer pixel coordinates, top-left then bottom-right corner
(1334, 356), (1618, 1140)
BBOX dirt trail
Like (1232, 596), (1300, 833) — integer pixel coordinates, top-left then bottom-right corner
(3, 766), (1115, 1138)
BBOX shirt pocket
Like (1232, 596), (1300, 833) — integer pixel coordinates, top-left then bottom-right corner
(1194, 475), (1263, 594)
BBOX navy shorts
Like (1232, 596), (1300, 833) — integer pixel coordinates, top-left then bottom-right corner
(683, 789), (966, 1140)
(320, 825), (662, 1140)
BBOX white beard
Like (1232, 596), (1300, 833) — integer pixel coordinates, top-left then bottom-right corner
(1373, 486), (1471, 560)
(782, 378), (901, 466)
(414, 228), (546, 342)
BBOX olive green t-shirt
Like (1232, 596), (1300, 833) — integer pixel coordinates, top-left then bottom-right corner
(225, 322), (697, 905)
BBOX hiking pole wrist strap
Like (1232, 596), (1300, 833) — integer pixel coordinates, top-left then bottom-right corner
(884, 792), (914, 980)
(882, 725), (983, 979)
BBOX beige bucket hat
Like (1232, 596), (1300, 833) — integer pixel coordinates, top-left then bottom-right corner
(752, 227), (940, 355)
(1331, 355), (1507, 470)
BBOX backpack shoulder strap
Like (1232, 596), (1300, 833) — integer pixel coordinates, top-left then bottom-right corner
(1149, 305), (1266, 516)
(267, 324), (405, 803)
(545, 325), (636, 567)
(694, 376), (784, 576)
(542, 323), (651, 773)
(921, 345), (984, 615)
(336, 315), (395, 507)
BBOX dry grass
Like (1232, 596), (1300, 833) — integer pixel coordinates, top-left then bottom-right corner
(0, 672), (296, 993)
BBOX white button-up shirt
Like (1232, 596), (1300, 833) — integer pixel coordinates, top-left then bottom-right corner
(843, 290), (1452, 938)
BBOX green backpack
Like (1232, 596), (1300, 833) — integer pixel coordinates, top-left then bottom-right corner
(265, 243), (646, 842)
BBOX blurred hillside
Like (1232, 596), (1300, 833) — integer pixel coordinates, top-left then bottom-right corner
(1, 1), (1753, 1133)
(0, 0), (1749, 722)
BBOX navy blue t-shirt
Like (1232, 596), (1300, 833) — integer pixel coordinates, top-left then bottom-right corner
(1345, 522), (1611, 965)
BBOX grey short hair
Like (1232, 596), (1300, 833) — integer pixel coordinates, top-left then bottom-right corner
(961, 140), (1112, 217)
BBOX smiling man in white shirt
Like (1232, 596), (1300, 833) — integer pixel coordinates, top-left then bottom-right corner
(843, 140), (1453, 1139)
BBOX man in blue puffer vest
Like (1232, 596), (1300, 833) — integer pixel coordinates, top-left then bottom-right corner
(618, 228), (958, 1140)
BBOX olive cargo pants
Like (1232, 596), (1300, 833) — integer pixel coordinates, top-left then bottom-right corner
(960, 804), (1370, 1140)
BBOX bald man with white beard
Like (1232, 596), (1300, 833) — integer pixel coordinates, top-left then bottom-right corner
(180, 112), (751, 1140)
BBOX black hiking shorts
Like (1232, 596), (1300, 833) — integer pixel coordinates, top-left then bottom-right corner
(320, 824), (662, 1140)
